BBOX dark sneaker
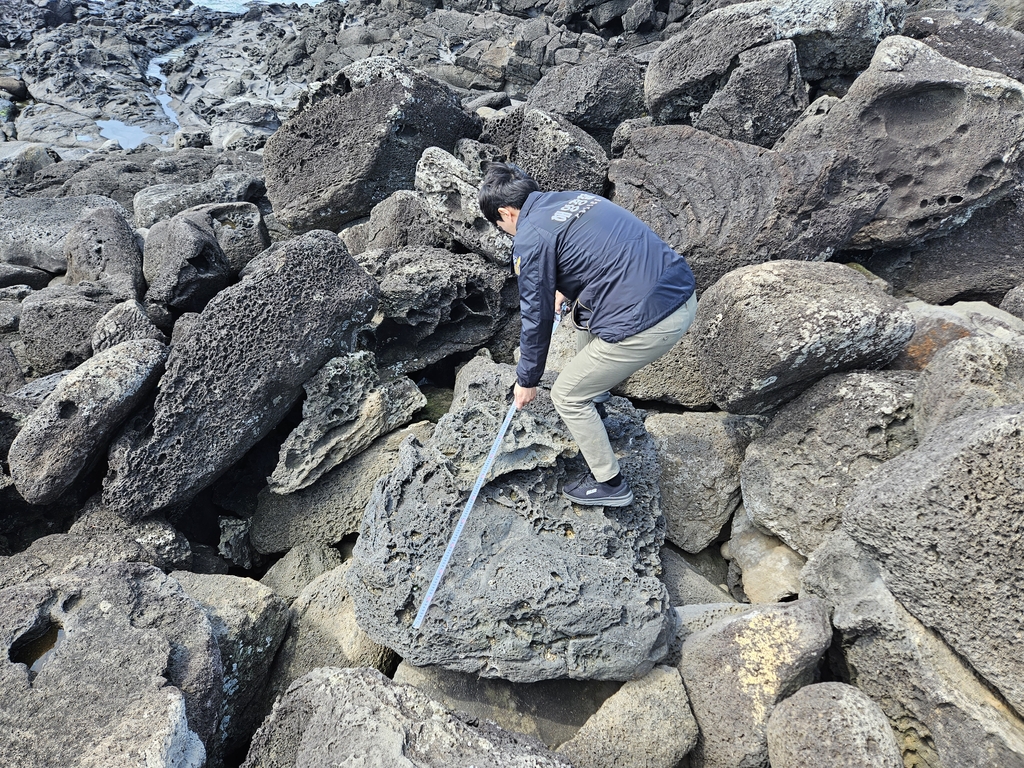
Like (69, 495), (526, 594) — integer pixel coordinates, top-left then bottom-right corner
(562, 474), (634, 507)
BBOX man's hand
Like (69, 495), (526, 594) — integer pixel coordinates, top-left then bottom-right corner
(514, 383), (537, 410)
(555, 290), (568, 316)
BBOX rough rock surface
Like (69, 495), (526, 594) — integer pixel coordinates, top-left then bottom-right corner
(1002, 284), (1024, 319)
(0, 562), (222, 766)
(63, 206), (145, 302)
(264, 57), (481, 232)
(803, 531), (1024, 768)
(251, 422), (434, 555)
(102, 231), (380, 519)
(645, 0), (905, 123)
(68, 500), (192, 572)
(609, 126), (886, 292)
(777, 35), (1024, 249)
(8, 339), (167, 505)
(913, 335), (1024, 438)
(18, 283), (118, 377)
(91, 300), (167, 353)
(556, 665), (699, 768)
(185, 202), (270, 274)
(645, 411), (765, 553)
(360, 246), (516, 373)
(691, 261), (917, 414)
(516, 108), (609, 196)
(766, 682), (903, 768)
(243, 667), (572, 768)
(721, 509), (805, 604)
(658, 547), (734, 607)
(741, 371), (919, 556)
(268, 352), (426, 494)
(678, 599), (832, 768)
(525, 55), (645, 151)
(259, 543), (345, 603)
(132, 172), (265, 230)
(613, 332), (715, 408)
(172, 572), (289, 762)
(394, 662), (621, 749)
(266, 564), (399, 706)
(347, 356), (673, 683)
(843, 404), (1024, 715)
(692, 40), (809, 148)
(905, 10), (1024, 82)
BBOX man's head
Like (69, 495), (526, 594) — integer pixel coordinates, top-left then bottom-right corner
(478, 162), (539, 236)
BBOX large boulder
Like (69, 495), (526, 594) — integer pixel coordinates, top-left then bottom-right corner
(18, 282), (119, 377)
(8, 339), (167, 505)
(132, 171), (265, 230)
(525, 55), (645, 151)
(776, 36), (1024, 249)
(242, 667), (572, 768)
(516, 108), (609, 196)
(678, 598), (832, 768)
(264, 57), (481, 232)
(609, 125), (886, 292)
(102, 231), (380, 519)
(556, 665), (699, 768)
(268, 351), (425, 494)
(0, 195), (131, 274)
(0, 562), (223, 766)
(347, 356), (674, 683)
(905, 10), (1024, 82)
(185, 202), (270, 274)
(360, 246), (516, 373)
(645, 411), (765, 553)
(251, 422), (435, 555)
(913, 335), (1024, 439)
(690, 261), (916, 414)
(843, 404), (1024, 715)
(692, 40), (809, 148)
(63, 205), (145, 302)
(645, 0), (905, 123)
(91, 300), (168, 353)
(803, 531), (1024, 768)
(766, 682), (903, 768)
(741, 370), (919, 556)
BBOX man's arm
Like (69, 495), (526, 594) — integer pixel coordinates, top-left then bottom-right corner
(515, 229), (558, 400)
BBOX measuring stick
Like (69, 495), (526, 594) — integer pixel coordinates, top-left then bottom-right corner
(411, 308), (567, 630)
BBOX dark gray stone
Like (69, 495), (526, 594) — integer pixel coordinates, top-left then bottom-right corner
(260, 543), (345, 603)
(264, 57), (481, 232)
(347, 356), (673, 683)
(0, 263), (51, 290)
(678, 598), (832, 768)
(8, 339), (167, 505)
(63, 205), (144, 302)
(18, 282), (118, 377)
(766, 683), (903, 768)
(133, 171), (265, 230)
(905, 9), (1024, 82)
(102, 231), (380, 519)
(340, 190), (444, 257)
(741, 371), (919, 556)
(613, 332), (715, 408)
(609, 125), (886, 292)
(691, 261), (916, 414)
(242, 667), (572, 768)
(516, 108), (608, 196)
(0, 343), (24, 393)
(91, 299), (168, 353)
(1002, 284), (1024, 320)
(658, 546), (734, 607)
(843, 404), (1024, 715)
(68, 499), (192, 572)
(777, 36), (1024, 249)
(692, 40), (809, 148)
(0, 562), (222, 765)
(186, 202), (270, 274)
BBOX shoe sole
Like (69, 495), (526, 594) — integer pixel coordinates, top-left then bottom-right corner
(562, 489), (634, 507)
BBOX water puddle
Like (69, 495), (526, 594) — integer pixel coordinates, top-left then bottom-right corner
(95, 119), (151, 149)
(9, 621), (66, 682)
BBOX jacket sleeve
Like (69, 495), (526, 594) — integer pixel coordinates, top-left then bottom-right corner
(515, 228), (558, 388)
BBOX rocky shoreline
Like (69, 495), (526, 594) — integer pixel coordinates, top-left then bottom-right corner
(2, 0), (1024, 766)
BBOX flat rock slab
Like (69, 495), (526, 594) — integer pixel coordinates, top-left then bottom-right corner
(0, 562), (222, 767)
(8, 339), (167, 505)
(347, 357), (673, 683)
(609, 125), (885, 292)
(102, 230), (379, 519)
(242, 667), (572, 768)
(843, 403), (1024, 716)
(691, 260), (916, 414)
(777, 35), (1024, 249)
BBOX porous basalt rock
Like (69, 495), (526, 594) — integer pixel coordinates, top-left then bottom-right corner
(8, 339), (167, 505)
(91, 300), (167, 353)
(102, 231), (380, 519)
(690, 261), (916, 414)
(613, 333), (715, 408)
(264, 57), (481, 233)
(63, 205), (145, 302)
(18, 282), (119, 377)
(721, 509), (806, 604)
(133, 172), (265, 230)
(347, 357), (673, 683)
(186, 202), (271, 274)
(777, 35), (1024, 249)
(843, 404), (1024, 715)
(905, 9), (1024, 82)
(609, 125), (886, 292)
(516, 108), (609, 196)
(259, 543), (344, 603)
(741, 370), (919, 556)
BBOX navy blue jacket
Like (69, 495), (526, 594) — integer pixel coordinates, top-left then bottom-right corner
(514, 191), (696, 388)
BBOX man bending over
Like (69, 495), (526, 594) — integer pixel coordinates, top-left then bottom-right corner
(479, 162), (697, 507)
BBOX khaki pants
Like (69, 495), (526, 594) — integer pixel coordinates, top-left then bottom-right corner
(551, 293), (698, 482)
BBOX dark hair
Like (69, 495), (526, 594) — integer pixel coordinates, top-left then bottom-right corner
(478, 162), (540, 225)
